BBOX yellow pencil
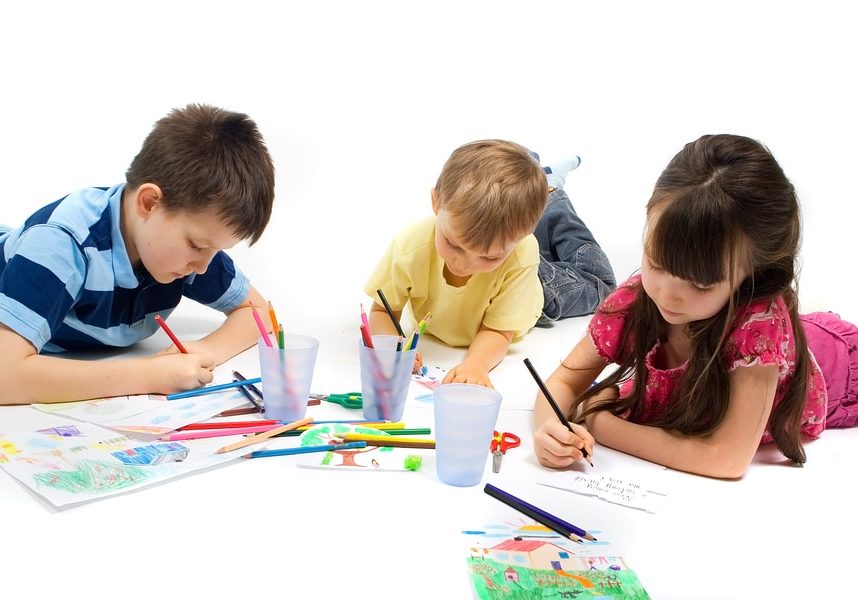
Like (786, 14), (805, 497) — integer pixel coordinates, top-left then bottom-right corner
(215, 417), (313, 454)
(339, 433), (435, 445)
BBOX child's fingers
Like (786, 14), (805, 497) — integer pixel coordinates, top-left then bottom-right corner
(412, 352), (423, 374)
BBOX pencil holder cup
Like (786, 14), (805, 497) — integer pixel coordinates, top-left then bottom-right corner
(258, 334), (319, 421)
(358, 335), (417, 422)
(433, 383), (502, 487)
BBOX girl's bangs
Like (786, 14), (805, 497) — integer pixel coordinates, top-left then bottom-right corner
(646, 191), (738, 286)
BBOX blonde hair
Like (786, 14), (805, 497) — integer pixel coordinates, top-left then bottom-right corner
(434, 140), (548, 251)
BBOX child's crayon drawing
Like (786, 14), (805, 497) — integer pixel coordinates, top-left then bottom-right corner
(464, 521), (649, 599)
(412, 365), (447, 390)
(0, 420), (245, 507)
(295, 424), (424, 472)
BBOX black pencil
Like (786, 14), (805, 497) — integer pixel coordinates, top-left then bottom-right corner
(484, 483), (584, 543)
(523, 358), (593, 466)
(232, 370), (264, 412)
(375, 289), (406, 337)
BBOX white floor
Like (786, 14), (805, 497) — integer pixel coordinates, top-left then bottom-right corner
(2, 3), (857, 599)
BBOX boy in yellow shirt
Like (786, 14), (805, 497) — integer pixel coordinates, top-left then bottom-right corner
(364, 139), (614, 387)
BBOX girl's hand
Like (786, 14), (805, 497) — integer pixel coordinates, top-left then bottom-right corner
(146, 352), (215, 394)
(534, 419), (595, 468)
(443, 360), (493, 388)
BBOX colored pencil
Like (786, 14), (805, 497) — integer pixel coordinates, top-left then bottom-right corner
(267, 301), (280, 334)
(484, 483), (596, 541)
(404, 313), (432, 351)
(160, 424), (282, 441)
(217, 406), (261, 417)
(277, 324), (285, 350)
(359, 305), (375, 348)
(251, 304), (273, 347)
(375, 289), (406, 351)
(234, 378), (263, 411)
(338, 433), (435, 449)
(166, 377), (263, 400)
(382, 428), (431, 436)
(215, 417), (314, 454)
(233, 370), (264, 401)
(244, 441), (368, 459)
(523, 358), (592, 466)
(179, 420), (280, 430)
(154, 315), (188, 354)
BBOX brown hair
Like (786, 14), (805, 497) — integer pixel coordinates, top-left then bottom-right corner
(434, 139), (548, 251)
(126, 104), (275, 244)
(577, 134), (810, 464)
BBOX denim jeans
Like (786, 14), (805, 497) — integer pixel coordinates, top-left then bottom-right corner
(534, 186), (616, 325)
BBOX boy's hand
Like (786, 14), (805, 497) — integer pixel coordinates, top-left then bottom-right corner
(147, 352), (215, 394)
(412, 351), (423, 374)
(533, 419), (594, 469)
(443, 360), (493, 388)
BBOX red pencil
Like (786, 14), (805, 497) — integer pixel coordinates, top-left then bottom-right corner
(155, 315), (188, 353)
(178, 420), (280, 431)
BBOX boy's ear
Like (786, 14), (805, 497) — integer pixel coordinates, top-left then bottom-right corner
(133, 183), (164, 219)
(431, 188), (440, 215)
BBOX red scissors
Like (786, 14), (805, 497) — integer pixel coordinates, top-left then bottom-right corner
(490, 430), (521, 473)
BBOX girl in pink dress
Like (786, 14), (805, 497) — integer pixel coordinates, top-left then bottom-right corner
(532, 134), (858, 478)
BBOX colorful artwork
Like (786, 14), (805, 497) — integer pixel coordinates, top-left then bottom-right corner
(412, 365), (447, 390)
(465, 520), (650, 599)
(295, 424), (425, 471)
(0, 420), (246, 507)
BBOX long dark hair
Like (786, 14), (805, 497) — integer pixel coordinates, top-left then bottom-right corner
(576, 134), (810, 464)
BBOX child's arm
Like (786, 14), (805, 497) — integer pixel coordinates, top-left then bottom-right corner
(533, 336), (604, 467)
(0, 325), (215, 405)
(442, 325), (513, 388)
(585, 364), (779, 479)
(173, 285), (271, 365)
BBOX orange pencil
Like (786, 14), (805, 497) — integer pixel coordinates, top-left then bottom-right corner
(214, 417), (313, 454)
(267, 301), (280, 334)
(154, 315), (187, 353)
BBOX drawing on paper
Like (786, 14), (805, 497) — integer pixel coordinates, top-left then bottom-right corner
(112, 443), (190, 465)
(412, 365), (447, 390)
(465, 521), (649, 599)
(296, 424), (423, 471)
(37, 425), (83, 438)
(33, 459), (152, 494)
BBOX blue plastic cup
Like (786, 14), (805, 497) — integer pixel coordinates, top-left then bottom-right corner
(358, 335), (417, 422)
(433, 383), (502, 486)
(258, 334), (319, 421)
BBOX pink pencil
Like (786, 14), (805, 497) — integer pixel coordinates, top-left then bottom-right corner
(250, 304), (273, 347)
(159, 424), (281, 441)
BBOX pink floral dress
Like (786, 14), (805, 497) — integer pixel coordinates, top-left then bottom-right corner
(588, 276), (828, 442)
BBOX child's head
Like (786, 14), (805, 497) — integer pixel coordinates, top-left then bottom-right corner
(580, 134), (809, 465)
(126, 104), (275, 245)
(431, 140), (547, 277)
(642, 134), (800, 322)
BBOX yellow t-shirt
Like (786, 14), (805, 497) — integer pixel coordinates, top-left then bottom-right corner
(364, 217), (543, 347)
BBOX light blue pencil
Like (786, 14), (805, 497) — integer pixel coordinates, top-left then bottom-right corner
(166, 378), (263, 401)
(245, 441), (367, 459)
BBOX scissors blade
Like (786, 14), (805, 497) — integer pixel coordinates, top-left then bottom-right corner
(492, 450), (503, 473)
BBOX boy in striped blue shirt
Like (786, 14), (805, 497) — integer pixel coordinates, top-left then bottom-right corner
(0, 104), (276, 404)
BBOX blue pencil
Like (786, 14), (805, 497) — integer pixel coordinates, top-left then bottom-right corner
(245, 441), (367, 459)
(484, 483), (597, 541)
(233, 378), (263, 412)
(166, 378), (263, 401)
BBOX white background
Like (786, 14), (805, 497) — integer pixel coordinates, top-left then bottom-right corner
(2, 3), (857, 599)
(1, 1), (855, 325)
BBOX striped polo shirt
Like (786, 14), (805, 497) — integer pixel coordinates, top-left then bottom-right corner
(0, 184), (249, 353)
